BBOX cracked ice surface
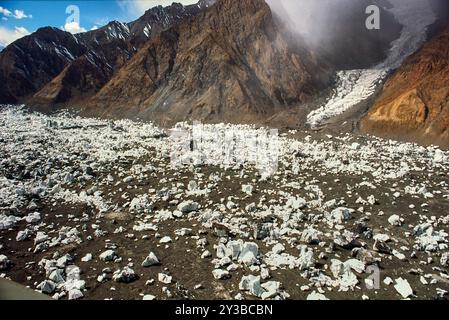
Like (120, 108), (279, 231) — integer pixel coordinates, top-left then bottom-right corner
(306, 0), (437, 128)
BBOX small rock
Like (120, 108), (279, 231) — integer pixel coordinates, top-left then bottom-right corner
(260, 281), (281, 300)
(201, 250), (212, 259)
(392, 249), (406, 261)
(326, 207), (353, 225)
(68, 289), (84, 300)
(239, 275), (265, 298)
(159, 236), (172, 244)
(38, 280), (56, 294)
(242, 184), (253, 195)
(441, 252), (449, 267)
(388, 215), (402, 227)
(307, 291), (329, 300)
(142, 252), (160, 267)
(48, 269), (65, 283)
(25, 212), (41, 224)
(123, 176), (133, 183)
(373, 240), (392, 254)
(394, 278), (413, 299)
(298, 246), (315, 270)
(16, 229), (32, 241)
(81, 253), (93, 262)
(99, 250), (117, 262)
(0, 255), (11, 270)
(158, 273), (172, 284)
(113, 266), (137, 283)
(34, 231), (48, 245)
(212, 269), (230, 280)
(177, 201), (199, 214)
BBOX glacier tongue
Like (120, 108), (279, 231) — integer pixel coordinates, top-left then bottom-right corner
(306, 1), (437, 128)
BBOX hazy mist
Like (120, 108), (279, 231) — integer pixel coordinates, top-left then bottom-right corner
(265, 0), (433, 47)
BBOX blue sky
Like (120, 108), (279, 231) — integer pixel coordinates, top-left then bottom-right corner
(0, 0), (198, 47)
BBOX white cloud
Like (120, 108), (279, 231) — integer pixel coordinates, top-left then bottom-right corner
(0, 6), (32, 19)
(0, 6), (12, 17)
(0, 26), (30, 48)
(13, 9), (32, 19)
(90, 25), (99, 31)
(117, 0), (198, 18)
(63, 21), (87, 34)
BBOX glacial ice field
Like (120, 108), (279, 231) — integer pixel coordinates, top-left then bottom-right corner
(306, 0), (437, 128)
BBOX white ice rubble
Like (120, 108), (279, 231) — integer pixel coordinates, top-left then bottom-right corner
(0, 106), (448, 300)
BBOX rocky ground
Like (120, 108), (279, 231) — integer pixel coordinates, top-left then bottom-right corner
(1, 105), (449, 300)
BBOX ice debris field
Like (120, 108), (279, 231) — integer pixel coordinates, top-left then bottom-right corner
(1, 106), (449, 300)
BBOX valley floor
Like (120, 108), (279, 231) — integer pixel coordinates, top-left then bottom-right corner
(1, 106), (449, 300)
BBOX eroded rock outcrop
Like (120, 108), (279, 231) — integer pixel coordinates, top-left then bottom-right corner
(361, 26), (449, 148)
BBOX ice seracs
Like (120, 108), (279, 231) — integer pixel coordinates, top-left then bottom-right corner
(306, 0), (437, 127)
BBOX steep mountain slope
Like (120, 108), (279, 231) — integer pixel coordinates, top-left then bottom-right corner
(30, 2), (213, 106)
(0, 27), (87, 104)
(127, 0), (215, 48)
(360, 26), (449, 148)
(83, 0), (329, 125)
(31, 21), (135, 106)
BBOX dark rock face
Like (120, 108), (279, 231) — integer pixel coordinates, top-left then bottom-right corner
(32, 22), (135, 106)
(31, 1), (212, 107)
(0, 1), (211, 105)
(267, 0), (403, 70)
(315, 0), (403, 70)
(361, 26), (449, 148)
(127, 0), (215, 49)
(0, 27), (87, 103)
